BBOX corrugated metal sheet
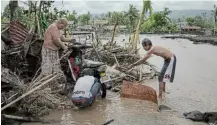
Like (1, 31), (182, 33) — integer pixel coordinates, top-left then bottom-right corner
(9, 20), (29, 45)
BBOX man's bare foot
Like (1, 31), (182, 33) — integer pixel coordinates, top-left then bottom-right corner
(163, 89), (170, 94)
(158, 97), (163, 105)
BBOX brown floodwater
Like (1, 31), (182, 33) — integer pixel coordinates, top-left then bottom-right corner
(23, 34), (217, 125)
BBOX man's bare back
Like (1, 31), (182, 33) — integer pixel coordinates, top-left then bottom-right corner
(151, 46), (173, 59)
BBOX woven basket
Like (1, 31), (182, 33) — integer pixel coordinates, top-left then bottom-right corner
(120, 80), (158, 104)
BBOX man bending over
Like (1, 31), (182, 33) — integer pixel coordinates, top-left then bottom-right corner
(129, 38), (177, 100)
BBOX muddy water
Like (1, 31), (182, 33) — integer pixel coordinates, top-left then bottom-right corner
(23, 35), (217, 125)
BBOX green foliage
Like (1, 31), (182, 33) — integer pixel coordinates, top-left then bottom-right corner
(2, 3), (35, 28)
(185, 17), (195, 26)
(125, 4), (140, 32)
(185, 13), (215, 28)
(151, 12), (168, 28)
(67, 13), (78, 24)
(111, 11), (125, 25)
(78, 12), (91, 25)
(194, 15), (203, 27)
(53, 7), (68, 19)
(141, 7), (176, 33)
(166, 23), (179, 32)
(141, 19), (153, 32)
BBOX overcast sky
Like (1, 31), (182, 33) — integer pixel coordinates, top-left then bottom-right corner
(1, 0), (216, 14)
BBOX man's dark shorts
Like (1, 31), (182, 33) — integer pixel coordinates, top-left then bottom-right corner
(158, 55), (177, 83)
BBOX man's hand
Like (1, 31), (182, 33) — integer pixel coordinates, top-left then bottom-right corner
(63, 44), (68, 51)
(63, 46), (69, 54)
(70, 38), (76, 43)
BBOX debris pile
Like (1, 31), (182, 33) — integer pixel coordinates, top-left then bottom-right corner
(1, 21), (70, 123)
(84, 42), (159, 92)
(1, 20), (159, 123)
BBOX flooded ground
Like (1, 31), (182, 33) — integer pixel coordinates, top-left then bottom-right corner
(23, 35), (217, 125)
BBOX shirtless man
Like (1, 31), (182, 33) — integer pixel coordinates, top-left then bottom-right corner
(128, 38), (177, 100)
(41, 18), (75, 91)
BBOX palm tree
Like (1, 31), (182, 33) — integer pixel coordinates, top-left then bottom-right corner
(163, 7), (172, 23)
(105, 11), (112, 24)
(132, 0), (152, 53)
(125, 4), (139, 33)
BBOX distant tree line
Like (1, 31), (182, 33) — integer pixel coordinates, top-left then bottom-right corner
(2, 0), (216, 34)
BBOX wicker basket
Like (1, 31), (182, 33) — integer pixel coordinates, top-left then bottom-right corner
(120, 80), (158, 104)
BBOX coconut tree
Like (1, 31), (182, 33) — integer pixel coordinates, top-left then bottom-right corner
(162, 7), (172, 23)
(125, 4), (139, 33)
(132, 0), (152, 53)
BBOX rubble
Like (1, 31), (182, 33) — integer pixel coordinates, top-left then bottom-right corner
(84, 41), (159, 92)
(1, 20), (158, 122)
(1, 21), (68, 121)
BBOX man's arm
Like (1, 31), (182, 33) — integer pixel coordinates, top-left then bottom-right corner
(130, 47), (154, 68)
(53, 38), (67, 50)
(60, 35), (74, 42)
(50, 29), (67, 50)
(60, 30), (75, 42)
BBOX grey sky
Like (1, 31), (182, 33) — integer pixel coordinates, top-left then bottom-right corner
(1, 0), (216, 14)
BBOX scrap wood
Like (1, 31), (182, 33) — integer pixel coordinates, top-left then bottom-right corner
(102, 119), (114, 125)
(113, 54), (120, 66)
(1, 27), (9, 34)
(27, 73), (55, 91)
(2, 114), (41, 122)
(1, 67), (25, 90)
(102, 76), (125, 84)
(1, 93), (18, 105)
(1, 73), (59, 111)
(92, 43), (103, 62)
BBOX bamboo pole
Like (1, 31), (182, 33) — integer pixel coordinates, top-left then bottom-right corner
(1, 74), (58, 111)
(132, 0), (151, 53)
(91, 32), (103, 62)
(2, 114), (41, 122)
(36, 14), (41, 38)
(113, 54), (120, 67)
(111, 17), (119, 45)
(101, 76), (124, 84)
